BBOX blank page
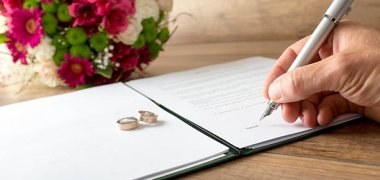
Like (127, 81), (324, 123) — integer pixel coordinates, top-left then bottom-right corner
(0, 83), (228, 179)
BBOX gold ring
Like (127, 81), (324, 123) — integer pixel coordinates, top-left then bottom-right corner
(117, 117), (139, 131)
(138, 110), (158, 124)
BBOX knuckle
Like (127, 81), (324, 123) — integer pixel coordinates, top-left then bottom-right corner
(330, 52), (354, 90)
(319, 45), (332, 58)
(287, 70), (303, 97)
(334, 53), (351, 72)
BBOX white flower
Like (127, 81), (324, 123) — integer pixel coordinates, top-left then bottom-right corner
(116, 17), (143, 45)
(0, 15), (8, 33)
(0, 56), (34, 86)
(156, 0), (173, 12)
(135, 0), (160, 21)
(34, 61), (65, 87)
(28, 37), (56, 63)
(27, 37), (64, 87)
(0, 44), (33, 85)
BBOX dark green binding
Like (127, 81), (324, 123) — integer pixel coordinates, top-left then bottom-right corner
(156, 152), (237, 180)
(240, 118), (362, 155)
(125, 83), (361, 179)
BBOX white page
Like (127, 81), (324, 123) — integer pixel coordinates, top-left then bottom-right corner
(127, 57), (360, 148)
(0, 83), (228, 179)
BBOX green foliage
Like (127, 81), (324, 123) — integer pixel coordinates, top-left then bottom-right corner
(23, 0), (41, 9)
(42, 13), (58, 35)
(142, 18), (156, 29)
(66, 27), (87, 45)
(57, 4), (72, 22)
(52, 34), (70, 49)
(89, 32), (109, 52)
(76, 84), (93, 89)
(42, 2), (58, 13)
(53, 48), (67, 66)
(132, 34), (146, 49)
(144, 27), (158, 43)
(148, 42), (162, 60)
(140, 16), (169, 59)
(0, 33), (9, 44)
(158, 27), (170, 43)
(70, 45), (92, 58)
(142, 18), (158, 43)
(157, 10), (165, 25)
(96, 66), (113, 79)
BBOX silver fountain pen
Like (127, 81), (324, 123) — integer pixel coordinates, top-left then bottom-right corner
(260, 0), (356, 121)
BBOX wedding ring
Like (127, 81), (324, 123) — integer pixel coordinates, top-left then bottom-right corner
(138, 110), (158, 124)
(117, 117), (139, 131)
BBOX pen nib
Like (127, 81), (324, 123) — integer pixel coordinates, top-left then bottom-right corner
(260, 111), (268, 121)
(259, 101), (280, 121)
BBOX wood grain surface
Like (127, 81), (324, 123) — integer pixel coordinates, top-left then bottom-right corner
(169, 0), (380, 44)
(1, 0), (380, 179)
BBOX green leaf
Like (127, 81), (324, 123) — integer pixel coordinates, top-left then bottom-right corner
(96, 66), (113, 79)
(141, 18), (156, 29)
(148, 42), (162, 60)
(66, 27), (87, 45)
(23, 0), (40, 9)
(132, 34), (146, 49)
(57, 4), (72, 22)
(42, 13), (58, 35)
(89, 32), (109, 52)
(0, 33), (10, 44)
(158, 27), (170, 43)
(53, 48), (68, 66)
(52, 34), (70, 49)
(76, 84), (92, 90)
(42, 2), (58, 13)
(69, 44), (92, 58)
(142, 17), (159, 43)
(144, 27), (158, 43)
(157, 10), (165, 24)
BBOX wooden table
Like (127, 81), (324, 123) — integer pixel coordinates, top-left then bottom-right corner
(1, 40), (379, 179)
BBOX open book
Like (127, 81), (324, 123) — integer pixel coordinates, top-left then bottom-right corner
(0, 57), (360, 179)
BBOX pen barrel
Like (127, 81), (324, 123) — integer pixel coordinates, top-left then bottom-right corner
(288, 18), (335, 71)
(326, 0), (354, 22)
(288, 0), (354, 72)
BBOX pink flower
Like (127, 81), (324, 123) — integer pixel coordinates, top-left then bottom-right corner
(69, 0), (100, 26)
(8, 8), (43, 48)
(99, 0), (136, 35)
(6, 35), (28, 65)
(41, 0), (53, 3)
(111, 42), (139, 70)
(113, 0), (135, 14)
(1, 0), (23, 15)
(86, 69), (133, 85)
(93, 0), (135, 15)
(58, 54), (95, 87)
(0, 1), (6, 15)
(137, 45), (151, 69)
(102, 9), (129, 35)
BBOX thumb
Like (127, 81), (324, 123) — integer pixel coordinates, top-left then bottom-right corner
(268, 55), (336, 103)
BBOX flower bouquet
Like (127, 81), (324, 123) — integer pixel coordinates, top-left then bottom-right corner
(0, 0), (173, 88)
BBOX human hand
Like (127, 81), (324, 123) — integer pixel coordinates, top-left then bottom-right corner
(263, 21), (380, 127)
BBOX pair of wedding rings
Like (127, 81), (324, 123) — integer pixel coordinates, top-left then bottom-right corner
(117, 110), (158, 131)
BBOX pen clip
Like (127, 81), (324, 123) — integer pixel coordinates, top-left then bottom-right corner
(346, 0), (359, 15)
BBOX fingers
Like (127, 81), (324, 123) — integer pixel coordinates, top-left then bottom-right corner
(268, 54), (337, 103)
(284, 94), (320, 127)
(282, 102), (300, 123)
(301, 100), (318, 127)
(283, 93), (364, 127)
(317, 94), (364, 126)
(263, 36), (311, 99)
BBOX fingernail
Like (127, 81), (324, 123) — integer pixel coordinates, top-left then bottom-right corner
(268, 79), (282, 101)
